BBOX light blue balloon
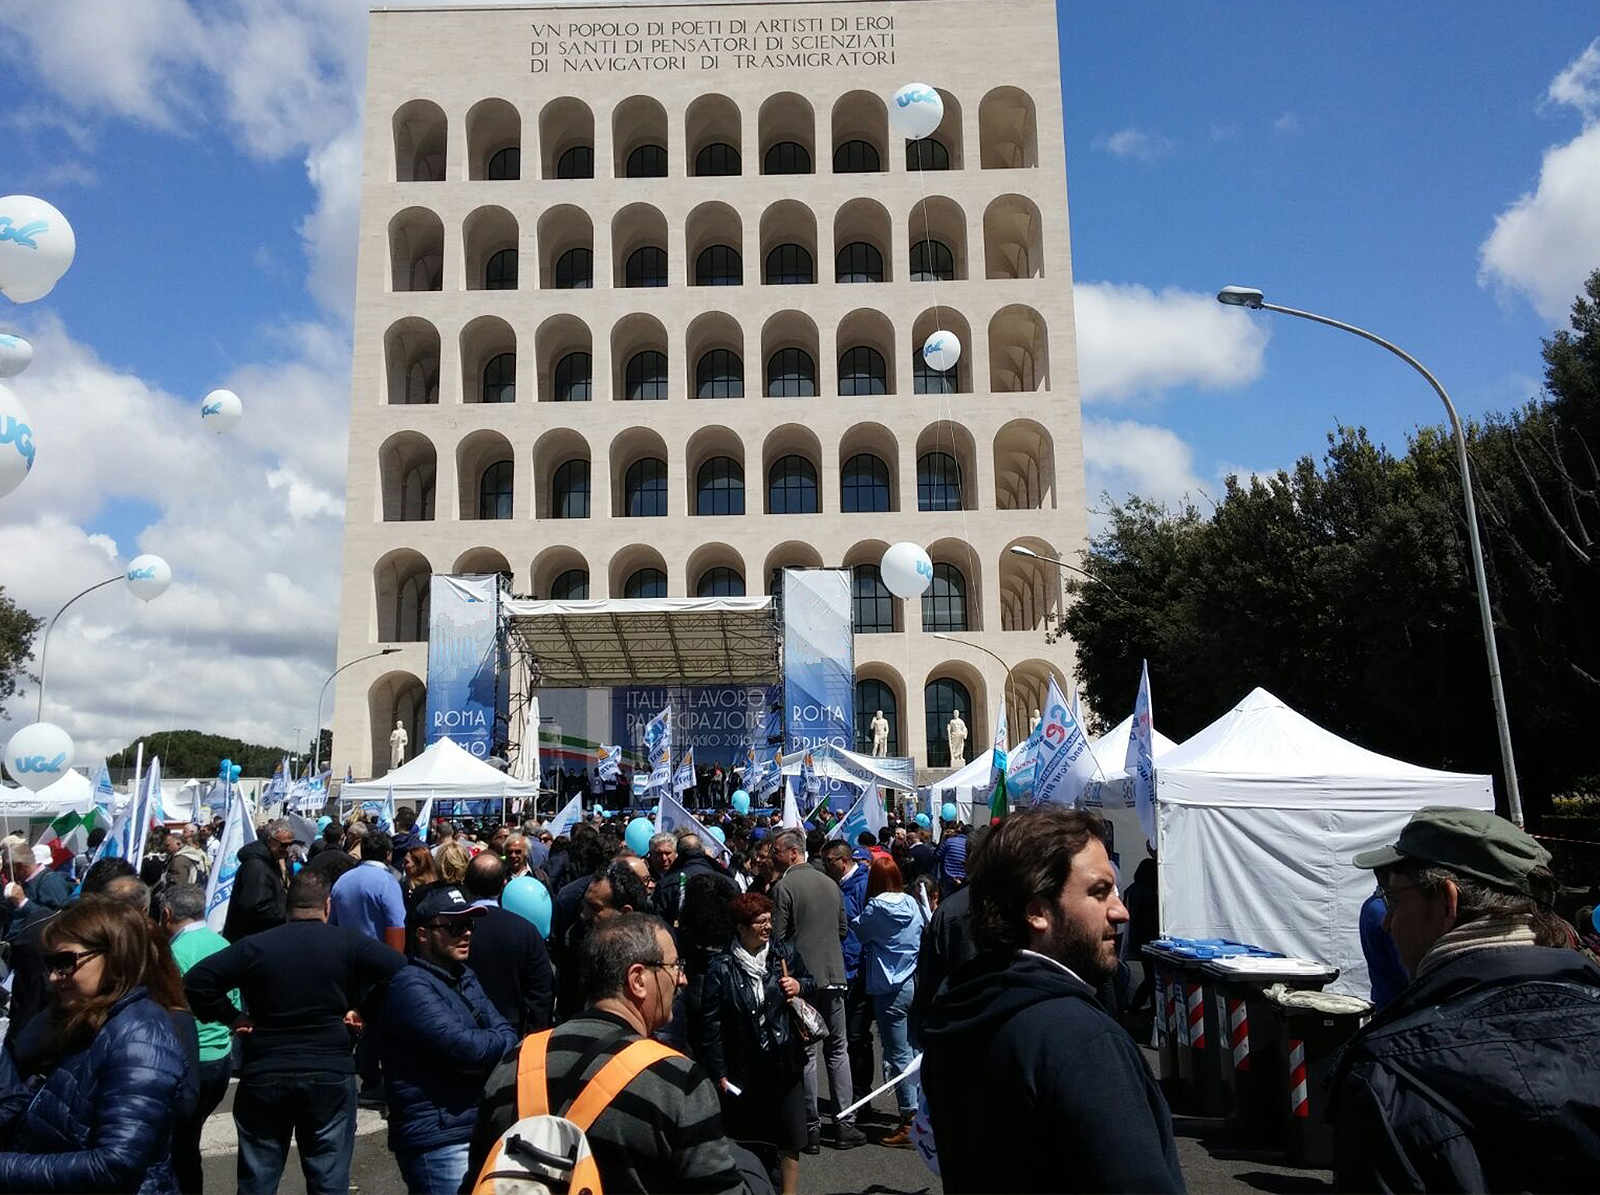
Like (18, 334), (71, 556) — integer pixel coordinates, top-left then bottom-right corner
(940, 802), (958, 823)
(230, 764), (243, 781)
(625, 816), (654, 855)
(708, 826), (726, 844)
(915, 813), (931, 829)
(220, 758), (232, 771)
(503, 875), (553, 937)
(731, 789), (751, 814)
(593, 806), (607, 820)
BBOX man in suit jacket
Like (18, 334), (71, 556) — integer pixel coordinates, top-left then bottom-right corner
(462, 851), (554, 1034)
(770, 827), (865, 1151)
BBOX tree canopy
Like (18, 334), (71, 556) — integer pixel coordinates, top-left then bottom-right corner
(106, 730), (296, 778)
(0, 588), (43, 722)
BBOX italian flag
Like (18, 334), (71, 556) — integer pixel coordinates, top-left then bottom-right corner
(35, 807), (101, 858)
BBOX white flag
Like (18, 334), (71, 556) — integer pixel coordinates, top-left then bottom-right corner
(129, 755), (161, 865)
(644, 705), (673, 797)
(1031, 677), (1101, 808)
(204, 789), (257, 933)
(596, 745), (621, 783)
(827, 783), (887, 846)
(654, 790), (730, 864)
(780, 775), (804, 829)
(1125, 661), (1157, 847)
(673, 747), (697, 794)
(416, 793), (436, 843)
(546, 792), (585, 841)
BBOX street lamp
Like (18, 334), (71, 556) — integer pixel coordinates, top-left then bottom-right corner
(35, 575), (122, 720)
(931, 632), (1015, 745)
(1216, 284), (1524, 825)
(1009, 545), (1124, 600)
(312, 648), (402, 779)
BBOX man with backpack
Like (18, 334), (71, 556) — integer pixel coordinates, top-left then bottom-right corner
(465, 912), (758, 1194)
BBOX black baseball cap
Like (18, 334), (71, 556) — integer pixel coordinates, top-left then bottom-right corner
(406, 884), (487, 930)
(1353, 806), (1551, 896)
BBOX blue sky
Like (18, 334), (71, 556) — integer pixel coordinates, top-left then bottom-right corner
(0, 0), (1597, 758)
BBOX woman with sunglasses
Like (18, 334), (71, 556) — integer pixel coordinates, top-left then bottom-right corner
(0, 899), (191, 1192)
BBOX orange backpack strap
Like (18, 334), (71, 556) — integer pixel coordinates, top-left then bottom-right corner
(515, 1031), (554, 1119)
(564, 1039), (680, 1132)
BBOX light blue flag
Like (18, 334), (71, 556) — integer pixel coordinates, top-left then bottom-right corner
(596, 745), (621, 783)
(827, 783), (887, 847)
(546, 792), (584, 840)
(1031, 677), (1100, 808)
(1124, 661), (1157, 847)
(653, 791), (730, 863)
(644, 706), (673, 798)
(128, 756), (161, 865)
(204, 788), (257, 933)
(416, 793), (436, 843)
(673, 747), (697, 794)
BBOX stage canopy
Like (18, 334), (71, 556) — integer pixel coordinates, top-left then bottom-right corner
(778, 742), (916, 791)
(342, 736), (543, 801)
(503, 596), (779, 688)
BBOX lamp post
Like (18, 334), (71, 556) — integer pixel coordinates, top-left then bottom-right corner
(312, 648), (401, 779)
(35, 575), (122, 721)
(1008, 545), (1124, 601)
(1216, 285), (1523, 825)
(931, 632), (1016, 747)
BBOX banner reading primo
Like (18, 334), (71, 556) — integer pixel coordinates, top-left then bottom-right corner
(426, 575), (502, 759)
(782, 569), (854, 811)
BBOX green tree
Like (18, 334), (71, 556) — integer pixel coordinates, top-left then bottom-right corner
(0, 588), (43, 721)
(106, 730), (293, 778)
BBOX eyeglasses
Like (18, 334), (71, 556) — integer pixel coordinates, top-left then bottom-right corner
(423, 919), (474, 937)
(1379, 882), (1422, 904)
(46, 949), (102, 978)
(644, 958), (688, 977)
(749, 917), (774, 929)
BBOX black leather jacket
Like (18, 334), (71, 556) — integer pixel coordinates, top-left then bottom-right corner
(693, 939), (815, 1087)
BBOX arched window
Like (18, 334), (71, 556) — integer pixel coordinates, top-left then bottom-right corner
(553, 352), (592, 402)
(556, 145), (593, 178)
(840, 454), (891, 512)
(917, 453), (963, 512)
(478, 460), (513, 520)
(910, 239), (955, 282)
(764, 244), (814, 285)
(914, 351), (958, 394)
(852, 565), (894, 634)
(838, 346), (888, 396)
(836, 242), (884, 284)
(551, 459), (589, 518)
(906, 138), (950, 171)
(396, 572), (431, 642)
(696, 456), (744, 515)
(694, 142), (741, 176)
(696, 350), (744, 399)
(625, 144), (667, 178)
(482, 352), (515, 403)
(855, 680), (899, 754)
(487, 146), (520, 180)
(765, 348), (817, 397)
(485, 248), (517, 290)
(554, 247), (593, 289)
(625, 351), (668, 401)
(549, 568), (589, 599)
(624, 458), (668, 517)
(625, 568), (667, 599)
(695, 245), (742, 286)
(763, 141), (812, 174)
(697, 567), (746, 597)
(767, 455), (818, 514)
(833, 139), (881, 173)
(399, 462), (434, 521)
(922, 563), (968, 632)
(925, 677), (973, 767)
(624, 246), (667, 288)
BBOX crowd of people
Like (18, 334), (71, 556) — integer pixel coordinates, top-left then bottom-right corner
(0, 790), (1595, 1194)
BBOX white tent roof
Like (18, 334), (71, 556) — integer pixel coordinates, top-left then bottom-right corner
(1090, 714), (1179, 779)
(927, 748), (995, 794)
(1156, 687), (1493, 996)
(342, 736), (543, 799)
(777, 743), (916, 791)
(0, 770), (95, 819)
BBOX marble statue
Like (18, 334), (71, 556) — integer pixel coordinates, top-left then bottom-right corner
(947, 710), (968, 767)
(870, 709), (890, 757)
(1030, 708), (1042, 734)
(390, 720), (409, 769)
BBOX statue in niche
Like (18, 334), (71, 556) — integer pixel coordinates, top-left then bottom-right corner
(390, 720), (409, 770)
(870, 710), (890, 757)
(946, 710), (968, 768)
(1030, 708), (1042, 735)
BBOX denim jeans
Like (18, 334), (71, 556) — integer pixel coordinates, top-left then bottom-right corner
(873, 978), (918, 1116)
(174, 1055), (233, 1194)
(396, 1141), (471, 1195)
(234, 1071), (357, 1195)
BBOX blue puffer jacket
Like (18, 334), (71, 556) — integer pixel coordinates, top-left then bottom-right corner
(0, 987), (188, 1193)
(379, 957), (518, 1154)
(839, 863), (869, 980)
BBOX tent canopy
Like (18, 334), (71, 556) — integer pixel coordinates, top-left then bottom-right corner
(1090, 714), (1179, 779)
(1156, 687), (1493, 996)
(503, 596), (779, 687)
(778, 743), (915, 791)
(342, 736), (543, 800)
(0, 770), (95, 819)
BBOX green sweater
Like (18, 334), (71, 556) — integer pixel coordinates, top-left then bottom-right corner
(170, 923), (239, 1063)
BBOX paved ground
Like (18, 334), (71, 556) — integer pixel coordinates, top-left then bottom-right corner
(199, 1048), (1332, 1195)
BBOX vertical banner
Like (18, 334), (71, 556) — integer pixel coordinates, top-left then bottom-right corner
(782, 569), (854, 811)
(645, 704), (673, 799)
(204, 789), (256, 934)
(1125, 660), (1157, 848)
(426, 574), (501, 759)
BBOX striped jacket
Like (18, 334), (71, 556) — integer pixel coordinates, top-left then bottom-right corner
(463, 1010), (747, 1194)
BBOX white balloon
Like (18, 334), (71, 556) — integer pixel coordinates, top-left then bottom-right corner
(125, 554), (172, 601)
(0, 196), (76, 304)
(0, 381), (36, 500)
(889, 83), (945, 141)
(200, 388), (243, 433)
(4, 722), (75, 793)
(881, 541), (934, 599)
(921, 330), (963, 373)
(0, 333), (32, 378)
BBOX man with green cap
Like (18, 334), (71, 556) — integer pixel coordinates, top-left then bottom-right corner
(1328, 806), (1600, 1192)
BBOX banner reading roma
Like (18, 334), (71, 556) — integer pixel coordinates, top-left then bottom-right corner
(426, 574), (503, 759)
(782, 569), (855, 810)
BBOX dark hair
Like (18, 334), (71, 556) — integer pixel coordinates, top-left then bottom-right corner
(464, 850), (506, 899)
(678, 874), (737, 956)
(360, 830), (393, 862)
(805, 828), (826, 857)
(288, 868), (331, 910)
(857, 831), (878, 848)
(157, 882), (207, 924)
(728, 891), (774, 926)
(865, 856), (904, 900)
(581, 911), (668, 1002)
(323, 824), (343, 844)
(81, 856), (138, 897)
(597, 861), (649, 914)
(86, 827), (107, 850)
(970, 807), (1106, 955)
(395, 806), (417, 830)
(568, 829), (609, 878)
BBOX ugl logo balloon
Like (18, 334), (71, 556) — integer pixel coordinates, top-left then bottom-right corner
(0, 381), (36, 500)
(0, 196), (76, 304)
(4, 722), (75, 793)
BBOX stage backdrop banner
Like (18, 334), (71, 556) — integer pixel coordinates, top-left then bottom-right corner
(426, 575), (501, 759)
(782, 569), (855, 811)
(612, 685), (777, 768)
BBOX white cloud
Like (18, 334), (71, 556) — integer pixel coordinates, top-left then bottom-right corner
(1074, 282), (1271, 403)
(1093, 127), (1172, 161)
(1272, 111), (1301, 134)
(1083, 419), (1213, 534)
(1479, 40), (1600, 321)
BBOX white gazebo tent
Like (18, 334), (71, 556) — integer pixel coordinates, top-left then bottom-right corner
(0, 770), (96, 836)
(922, 749), (997, 830)
(1085, 714), (1180, 808)
(341, 736), (543, 817)
(1156, 687), (1493, 996)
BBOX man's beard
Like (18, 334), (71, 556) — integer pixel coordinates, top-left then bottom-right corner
(1040, 911), (1116, 984)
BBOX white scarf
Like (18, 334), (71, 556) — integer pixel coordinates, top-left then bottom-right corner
(1415, 914), (1537, 979)
(731, 939), (769, 1005)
